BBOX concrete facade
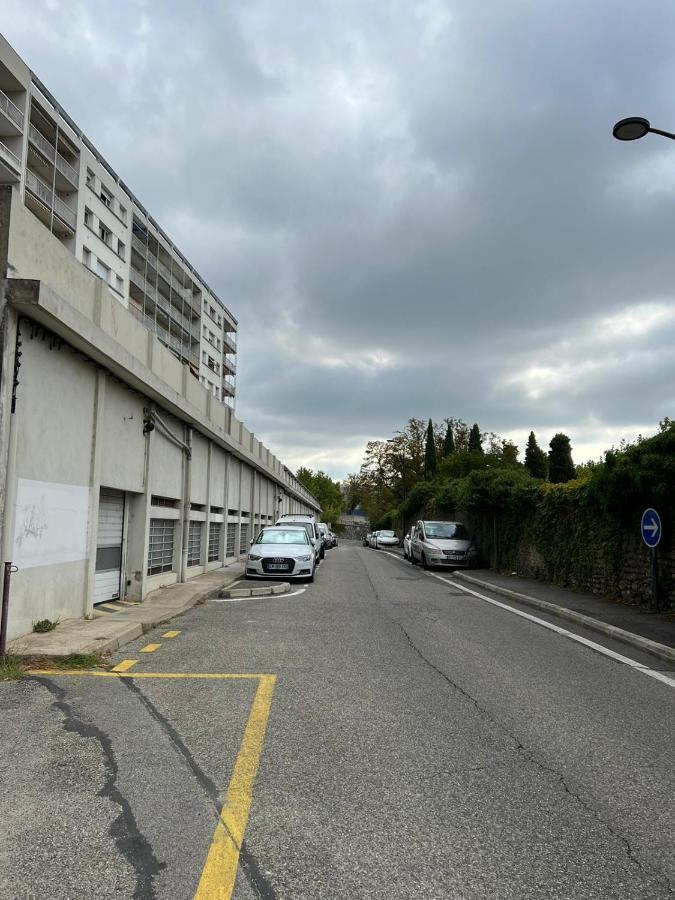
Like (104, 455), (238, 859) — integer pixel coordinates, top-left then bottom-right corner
(0, 187), (319, 640)
(0, 32), (237, 410)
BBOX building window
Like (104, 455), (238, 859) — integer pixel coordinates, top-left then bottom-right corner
(99, 222), (112, 246)
(86, 168), (95, 189)
(187, 521), (201, 566)
(239, 524), (249, 554)
(96, 260), (110, 283)
(115, 274), (123, 293)
(147, 518), (175, 575)
(202, 351), (207, 364)
(118, 203), (127, 223)
(84, 207), (93, 228)
(208, 523), (221, 562)
(226, 523), (237, 557)
(100, 186), (112, 208)
(82, 248), (91, 268)
(117, 240), (125, 260)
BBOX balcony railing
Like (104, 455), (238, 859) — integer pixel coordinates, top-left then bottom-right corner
(156, 257), (171, 283)
(0, 140), (21, 173)
(0, 90), (24, 129)
(223, 332), (237, 353)
(129, 266), (145, 290)
(132, 233), (148, 256)
(25, 168), (52, 206)
(53, 194), (76, 229)
(55, 151), (79, 187)
(29, 124), (55, 161)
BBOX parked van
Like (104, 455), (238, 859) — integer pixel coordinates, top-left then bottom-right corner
(410, 520), (478, 569)
(275, 514), (325, 562)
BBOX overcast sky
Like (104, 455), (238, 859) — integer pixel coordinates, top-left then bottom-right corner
(5, 2), (675, 479)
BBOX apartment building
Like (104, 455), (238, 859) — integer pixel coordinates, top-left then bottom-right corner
(0, 32), (237, 408)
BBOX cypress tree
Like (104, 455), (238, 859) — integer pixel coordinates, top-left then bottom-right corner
(524, 431), (547, 479)
(548, 433), (575, 483)
(468, 423), (483, 454)
(424, 418), (437, 478)
(443, 422), (455, 457)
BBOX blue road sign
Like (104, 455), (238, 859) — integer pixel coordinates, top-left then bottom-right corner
(641, 508), (662, 548)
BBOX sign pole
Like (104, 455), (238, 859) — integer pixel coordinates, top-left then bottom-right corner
(640, 508), (662, 613)
(651, 547), (659, 613)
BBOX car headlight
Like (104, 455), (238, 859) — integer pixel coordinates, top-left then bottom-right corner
(298, 554), (312, 562)
(248, 553), (262, 561)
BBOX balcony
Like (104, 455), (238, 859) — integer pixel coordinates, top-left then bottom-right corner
(222, 379), (236, 397)
(28, 124), (55, 162)
(0, 140), (21, 180)
(156, 256), (171, 284)
(222, 355), (236, 376)
(222, 332), (237, 353)
(129, 266), (145, 290)
(55, 151), (79, 188)
(53, 194), (77, 229)
(0, 90), (24, 132)
(132, 233), (148, 257)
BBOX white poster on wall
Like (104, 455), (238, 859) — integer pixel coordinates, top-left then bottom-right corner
(13, 479), (90, 569)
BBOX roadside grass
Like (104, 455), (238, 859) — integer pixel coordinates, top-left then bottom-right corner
(53, 653), (107, 669)
(32, 618), (58, 633)
(0, 654), (25, 680)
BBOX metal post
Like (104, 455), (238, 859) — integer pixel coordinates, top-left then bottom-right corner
(0, 561), (13, 655)
(651, 547), (659, 612)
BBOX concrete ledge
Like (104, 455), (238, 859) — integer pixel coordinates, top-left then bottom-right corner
(453, 572), (675, 665)
(220, 582), (291, 599)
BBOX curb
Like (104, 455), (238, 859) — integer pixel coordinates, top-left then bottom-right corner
(453, 572), (675, 665)
(11, 568), (244, 658)
(221, 582), (290, 599)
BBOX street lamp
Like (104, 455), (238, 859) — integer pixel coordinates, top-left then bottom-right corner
(612, 116), (675, 142)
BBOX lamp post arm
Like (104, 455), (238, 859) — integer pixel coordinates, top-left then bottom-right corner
(649, 126), (675, 141)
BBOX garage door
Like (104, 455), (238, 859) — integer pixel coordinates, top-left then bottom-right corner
(94, 489), (124, 604)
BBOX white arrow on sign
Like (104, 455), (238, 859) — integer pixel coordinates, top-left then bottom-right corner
(644, 518), (660, 536)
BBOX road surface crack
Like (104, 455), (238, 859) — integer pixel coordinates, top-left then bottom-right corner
(121, 677), (278, 900)
(37, 678), (165, 900)
(359, 555), (674, 895)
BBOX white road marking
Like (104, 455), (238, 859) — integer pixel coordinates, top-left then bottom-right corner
(379, 551), (675, 690)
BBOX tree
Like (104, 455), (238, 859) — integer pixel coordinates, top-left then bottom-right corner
(424, 418), (437, 479)
(443, 422), (455, 457)
(296, 468), (344, 523)
(548, 433), (575, 483)
(500, 441), (519, 467)
(524, 431), (547, 479)
(468, 423), (483, 455)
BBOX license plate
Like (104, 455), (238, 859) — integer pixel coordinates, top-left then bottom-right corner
(267, 564), (288, 570)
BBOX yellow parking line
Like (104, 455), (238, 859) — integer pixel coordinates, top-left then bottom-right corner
(140, 643), (161, 653)
(194, 674), (276, 900)
(111, 659), (138, 672)
(162, 630), (181, 638)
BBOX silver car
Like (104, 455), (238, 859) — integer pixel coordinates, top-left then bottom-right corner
(410, 520), (478, 569)
(373, 529), (399, 549)
(246, 526), (316, 582)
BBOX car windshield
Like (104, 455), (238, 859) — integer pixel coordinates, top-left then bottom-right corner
(380, 530), (396, 537)
(424, 523), (468, 540)
(256, 529), (308, 545)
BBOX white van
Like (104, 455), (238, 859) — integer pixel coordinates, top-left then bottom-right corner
(410, 520), (478, 569)
(275, 514), (324, 563)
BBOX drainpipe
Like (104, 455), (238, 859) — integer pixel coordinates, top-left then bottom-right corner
(180, 424), (192, 582)
(0, 316), (21, 654)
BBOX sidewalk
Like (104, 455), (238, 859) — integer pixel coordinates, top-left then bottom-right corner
(8, 563), (244, 657)
(453, 570), (675, 664)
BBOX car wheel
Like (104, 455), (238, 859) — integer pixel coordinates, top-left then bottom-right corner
(422, 552), (429, 570)
(306, 571), (315, 583)
(320, 547), (325, 560)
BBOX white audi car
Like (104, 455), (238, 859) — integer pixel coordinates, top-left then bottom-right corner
(245, 526), (316, 582)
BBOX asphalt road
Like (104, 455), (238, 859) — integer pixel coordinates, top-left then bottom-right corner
(1, 542), (674, 899)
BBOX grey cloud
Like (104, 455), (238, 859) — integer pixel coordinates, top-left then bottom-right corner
(3, 1), (675, 477)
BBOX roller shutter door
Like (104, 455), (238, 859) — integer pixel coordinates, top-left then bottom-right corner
(94, 489), (124, 604)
